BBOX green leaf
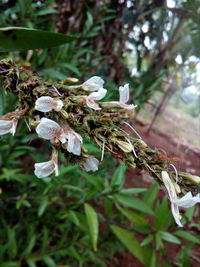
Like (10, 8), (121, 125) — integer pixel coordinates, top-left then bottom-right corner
(63, 184), (82, 192)
(174, 230), (199, 244)
(27, 260), (37, 267)
(78, 170), (103, 190)
(111, 165), (126, 189)
(120, 188), (147, 194)
(143, 183), (159, 207)
(181, 246), (191, 267)
(84, 203), (99, 251)
(111, 225), (145, 265)
(23, 235), (36, 256)
(114, 194), (154, 215)
(0, 262), (20, 267)
(116, 205), (147, 225)
(153, 198), (172, 230)
(41, 68), (67, 80)
(160, 232), (181, 244)
(150, 251), (157, 267)
(60, 63), (81, 77)
(38, 197), (48, 217)
(141, 234), (154, 247)
(36, 8), (59, 16)
(0, 27), (75, 52)
(43, 256), (56, 267)
(184, 206), (195, 221)
(6, 227), (17, 259)
(155, 232), (164, 250)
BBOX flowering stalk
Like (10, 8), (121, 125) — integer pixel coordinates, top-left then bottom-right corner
(0, 59), (199, 225)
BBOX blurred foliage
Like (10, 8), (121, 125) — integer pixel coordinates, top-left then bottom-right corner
(0, 0), (199, 109)
(0, 0), (200, 266)
(0, 135), (199, 266)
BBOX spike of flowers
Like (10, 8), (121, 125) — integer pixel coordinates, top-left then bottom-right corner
(0, 59), (199, 226)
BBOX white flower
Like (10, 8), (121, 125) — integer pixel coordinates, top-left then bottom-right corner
(35, 96), (63, 112)
(85, 88), (107, 110)
(34, 150), (59, 178)
(173, 192), (200, 208)
(64, 127), (83, 156)
(82, 76), (104, 91)
(36, 118), (66, 144)
(161, 171), (200, 227)
(102, 84), (136, 109)
(82, 156), (99, 172)
(0, 118), (18, 136)
(119, 84), (130, 103)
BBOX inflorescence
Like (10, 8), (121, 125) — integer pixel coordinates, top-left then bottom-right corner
(0, 59), (199, 226)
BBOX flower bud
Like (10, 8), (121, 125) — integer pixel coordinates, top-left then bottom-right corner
(116, 140), (133, 153)
(62, 77), (79, 84)
(85, 88), (107, 110)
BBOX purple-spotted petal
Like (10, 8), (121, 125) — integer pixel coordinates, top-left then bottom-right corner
(36, 118), (66, 144)
(65, 127), (83, 156)
(35, 96), (63, 112)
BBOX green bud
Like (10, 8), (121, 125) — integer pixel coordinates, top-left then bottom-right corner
(62, 77), (79, 84)
(116, 140), (132, 153)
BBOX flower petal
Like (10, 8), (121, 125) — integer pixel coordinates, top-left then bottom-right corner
(88, 88), (107, 101)
(34, 150), (59, 178)
(119, 84), (129, 103)
(0, 120), (13, 135)
(82, 156), (99, 172)
(35, 96), (63, 112)
(101, 101), (136, 110)
(36, 118), (66, 143)
(83, 76), (104, 91)
(171, 203), (183, 227)
(34, 160), (55, 178)
(161, 171), (177, 201)
(0, 118), (18, 136)
(65, 128), (83, 156)
(86, 97), (101, 110)
(173, 192), (200, 208)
